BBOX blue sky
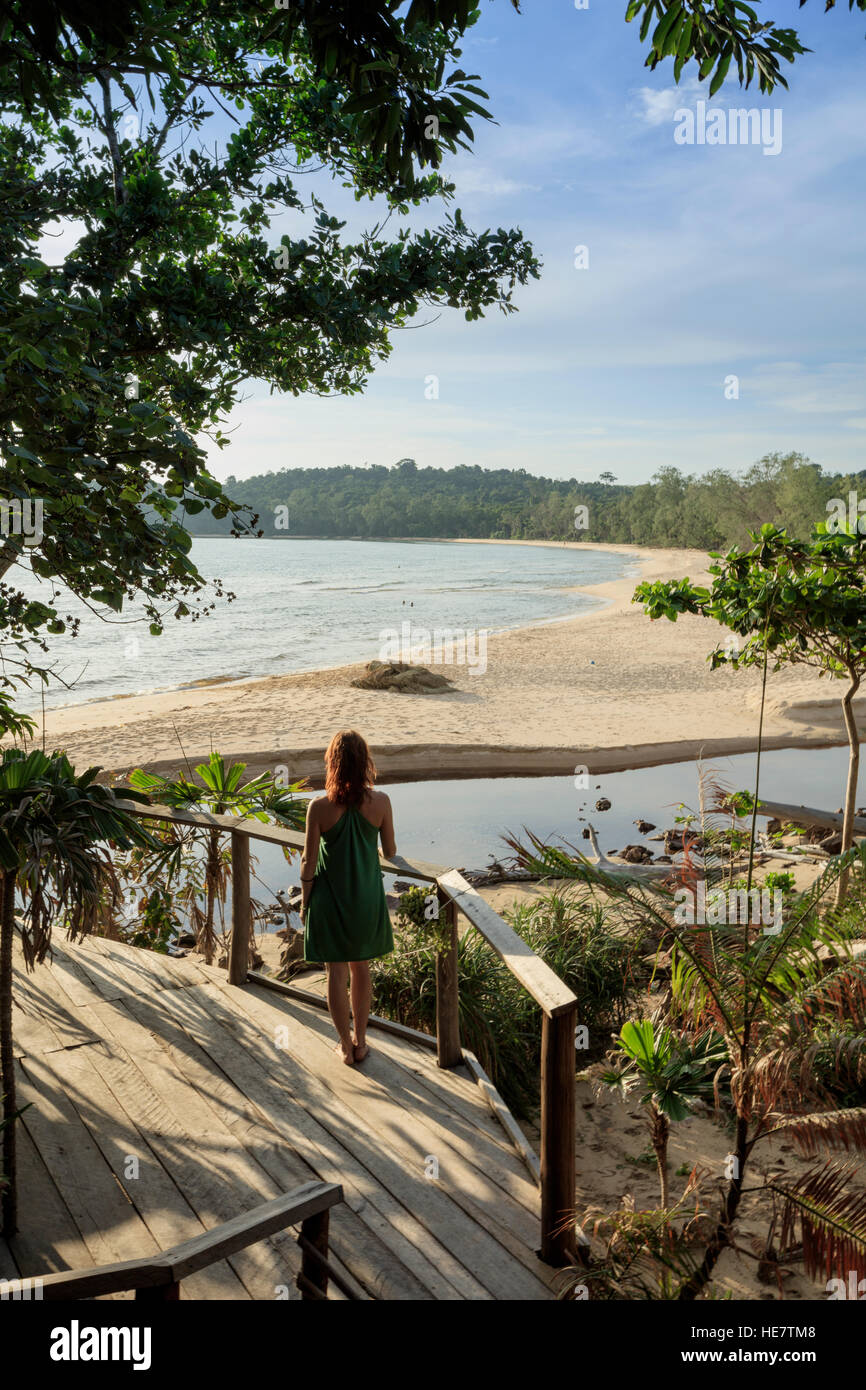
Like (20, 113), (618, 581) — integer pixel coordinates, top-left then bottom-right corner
(215, 4), (865, 485)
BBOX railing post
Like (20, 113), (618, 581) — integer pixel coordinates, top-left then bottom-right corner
(540, 1002), (577, 1266)
(298, 1208), (330, 1300)
(228, 831), (251, 986)
(435, 886), (461, 1069)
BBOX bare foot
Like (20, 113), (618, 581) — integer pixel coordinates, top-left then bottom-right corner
(353, 1041), (370, 1062)
(335, 1042), (354, 1066)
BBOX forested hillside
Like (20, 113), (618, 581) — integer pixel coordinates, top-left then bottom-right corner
(192, 452), (866, 550)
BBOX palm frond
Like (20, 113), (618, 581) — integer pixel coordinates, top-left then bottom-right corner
(767, 1108), (866, 1159)
(771, 1161), (866, 1281)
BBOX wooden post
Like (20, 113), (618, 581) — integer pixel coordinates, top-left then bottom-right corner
(298, 1208), (330, 1300)
(540, 1002), (577, 1266)
(228, 831), (251, 986)
(435, 887), (461, 1070)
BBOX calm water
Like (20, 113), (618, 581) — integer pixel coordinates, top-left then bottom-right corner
(16, 538), (632, 709)
(246, 745), (852, 907)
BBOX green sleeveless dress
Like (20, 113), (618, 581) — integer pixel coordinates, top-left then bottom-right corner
(304, 804), (394, 963)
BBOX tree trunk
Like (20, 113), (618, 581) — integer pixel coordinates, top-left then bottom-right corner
(0, 872), (18, 1234)
(677, 1111), (749, 1300)
(835, 671), (861, 909)
(651, 1107), (670, 1210)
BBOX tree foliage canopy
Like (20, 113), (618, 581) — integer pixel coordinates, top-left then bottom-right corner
(0, 0), (537, 697)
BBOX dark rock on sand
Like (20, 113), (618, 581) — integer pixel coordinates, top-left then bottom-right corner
(618, 844), (654, 864)
(664, 829), (704, 854)
(634, 819), (656, 834)
(351, 660), (453, 693)
(595, 797), (612, 811)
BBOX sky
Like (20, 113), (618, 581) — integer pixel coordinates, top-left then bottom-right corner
(54, 2), (866, 487)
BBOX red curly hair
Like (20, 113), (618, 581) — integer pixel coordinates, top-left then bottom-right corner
(324, 729), (377, 806)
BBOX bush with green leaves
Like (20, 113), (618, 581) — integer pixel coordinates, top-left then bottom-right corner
(371, 888), (638, 1116)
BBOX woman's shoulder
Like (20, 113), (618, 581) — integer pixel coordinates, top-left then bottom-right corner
(365, 788), (390, 809)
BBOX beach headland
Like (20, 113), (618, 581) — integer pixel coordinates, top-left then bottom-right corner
(33, 539), (859, 784)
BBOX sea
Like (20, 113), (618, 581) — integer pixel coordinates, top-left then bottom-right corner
(14, 537), (634, 710)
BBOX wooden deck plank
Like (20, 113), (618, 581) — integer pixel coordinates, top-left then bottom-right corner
(268, 969), (537, 1161)
(66, 935), (177, 1002)
(241, 970), (532, 1163)
(262, 984), (541, 1215)
(120, 991), (430, 1300)
(16, 1054), (160, 1273)
(42, 938), (126, 1007)
(10, 937), (556, 1302)
(117, 994), (377, 1301)
(46, 1041), (248, 1301)
(226, 983), (554, 1298)
(141, 977), (482, 1299)
(3, 1112), (99, 1285)
(12, 938), (102, 1057)
(79, 1000), (305, 1301)
(196, 981), (543, 1299)
(82, 935), (202, 993)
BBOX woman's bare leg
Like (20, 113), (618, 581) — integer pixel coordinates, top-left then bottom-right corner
(326, 962), (354, 1064)
(350, 961), (371, 1060)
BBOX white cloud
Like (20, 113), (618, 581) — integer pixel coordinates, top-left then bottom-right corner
(448, 166), (539, 197)
(633, 78), (703, 127)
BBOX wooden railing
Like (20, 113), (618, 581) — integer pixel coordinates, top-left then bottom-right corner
(115, 799), (580, 1267)
(3, 1182), (345, 1300)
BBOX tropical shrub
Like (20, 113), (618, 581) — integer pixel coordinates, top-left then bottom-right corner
(371, 888), (637, 1116)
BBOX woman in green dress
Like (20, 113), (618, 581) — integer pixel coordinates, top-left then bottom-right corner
(300, 730), (396, 1065)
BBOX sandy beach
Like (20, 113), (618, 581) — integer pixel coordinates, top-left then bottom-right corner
(34, 539), (856, 785)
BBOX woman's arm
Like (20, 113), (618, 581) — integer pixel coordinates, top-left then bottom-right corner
(379, 793), (396, 860)
(300, 799), (321, 917)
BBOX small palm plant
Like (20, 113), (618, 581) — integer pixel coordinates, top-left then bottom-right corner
(507, 822), (866, 1299)
(599, 1019), (727, 1208)
(0, 749), (157, 1234)
(127, 752), (308, 963)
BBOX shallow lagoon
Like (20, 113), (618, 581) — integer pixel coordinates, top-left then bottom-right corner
(246, 743), (852, 906)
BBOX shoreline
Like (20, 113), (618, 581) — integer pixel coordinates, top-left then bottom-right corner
(30, 539), (858, 784)
(30, 536), (635, 717)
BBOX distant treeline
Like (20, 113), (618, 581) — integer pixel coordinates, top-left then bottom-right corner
(190, 452), (866, 551)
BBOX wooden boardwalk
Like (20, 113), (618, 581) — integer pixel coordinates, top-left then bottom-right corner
(2, 932), (557, 1300)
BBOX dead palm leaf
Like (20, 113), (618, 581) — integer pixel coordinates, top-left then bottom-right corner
(767, 1107), (866, 1159)
(771, 1160), (866, 1281)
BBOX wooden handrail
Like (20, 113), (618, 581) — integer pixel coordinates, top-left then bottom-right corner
(2, 1181), (343, 1301)
(116, 799), (442, 882)
(436, 869), (578, 1018)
